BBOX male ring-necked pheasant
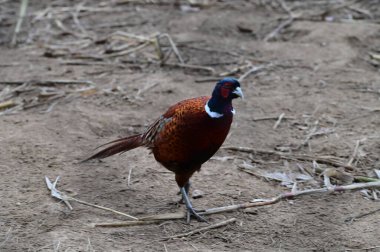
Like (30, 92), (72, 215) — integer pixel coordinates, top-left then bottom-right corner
(85, 77), (243, 222)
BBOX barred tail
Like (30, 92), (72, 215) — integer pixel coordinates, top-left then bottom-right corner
(83, 134), (143, 161)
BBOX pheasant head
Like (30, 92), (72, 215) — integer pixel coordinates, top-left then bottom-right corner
(206, 77), (243, 118)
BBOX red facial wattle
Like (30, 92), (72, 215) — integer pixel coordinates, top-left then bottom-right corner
(220, 87), (230, 98)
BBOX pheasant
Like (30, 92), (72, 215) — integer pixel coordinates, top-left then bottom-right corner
(85, 77), (243, 222)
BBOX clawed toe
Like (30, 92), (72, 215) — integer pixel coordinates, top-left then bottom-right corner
(186, 207), (207, 223)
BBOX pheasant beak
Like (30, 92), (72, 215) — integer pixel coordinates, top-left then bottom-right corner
(233, 87), (244, 99)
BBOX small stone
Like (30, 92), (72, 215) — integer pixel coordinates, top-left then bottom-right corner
(192, 189), (204, 199)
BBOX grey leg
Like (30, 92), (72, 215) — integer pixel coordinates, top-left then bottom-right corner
(180, 187), (207, 223)
(184, 181), (191, 196)
(178, 181), (191, 204)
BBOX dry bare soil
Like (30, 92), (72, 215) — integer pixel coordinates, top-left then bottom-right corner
(1, 1), (380, 251)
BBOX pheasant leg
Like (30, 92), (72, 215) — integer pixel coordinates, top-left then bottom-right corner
(180, 187), (207, 223)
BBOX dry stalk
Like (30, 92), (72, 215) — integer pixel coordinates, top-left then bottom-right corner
(139, 212), (185, 221)
(0, 80), (95, 86)
(67, 197), (139, 220)
(161, 218), (237, 240)
(158, 33), (184, 64)
(134, 82), (159, 100)
(0, 227), (12, 248)
(94, 180), (380, 224)
(220, 63), (250, 77)
(11, 0), (29, 46)
(94, 220), (161, 227)
(154, 34), (164, 63)
(223, 146), (357, 171)
(347, 138), (366, 166)
(0, 100), (16, 110)
(345, 207), (380, 223)
(253, 115), (295, 121)
(293, 125), (335, 151)
(264, 0), (294, 42)
(288, 154), (356, 171)
(273, 112), (285, 129)
(107, 31), (187, 68)
(0, 80), (97, 114)
(45, 176), (138, 220)
(198, 180), (380, 216)
(106, 41), (151, 58)
(195, 77), (226, 83)
(238, 63), (272, 82)
(127, 166), (133, 187)
(54, 19), (87, 39)
(163, 62), (215, 75)
(71, 3), (92, 38)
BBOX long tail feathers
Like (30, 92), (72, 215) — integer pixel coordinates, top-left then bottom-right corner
(83, 134), (144, 162)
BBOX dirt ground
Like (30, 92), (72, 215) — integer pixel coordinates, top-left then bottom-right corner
(1, 0), (380, 251)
